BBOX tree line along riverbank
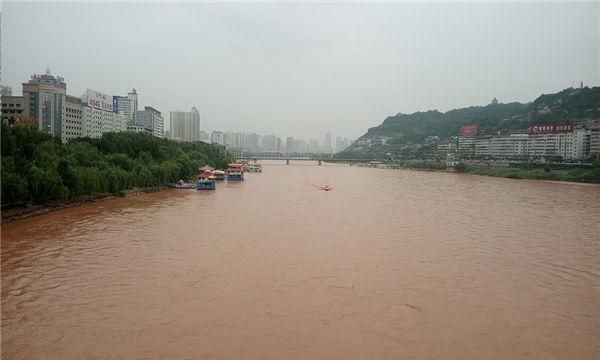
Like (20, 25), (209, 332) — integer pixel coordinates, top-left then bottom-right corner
(461, 161), (600, 183)
(1, 124), (234, 212)
(357, 159), (600, 184)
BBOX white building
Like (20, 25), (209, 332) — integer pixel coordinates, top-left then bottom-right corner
(62, 95), (84, 143)
(81, 89), (127, 138)
(211, 131), (225, 145)
(588, 124), (600, 159)
(170, 107), (200, 142)
(456, 124), (589, 160)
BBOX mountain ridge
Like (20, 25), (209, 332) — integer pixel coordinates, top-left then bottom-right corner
(343, 86), (600, 155)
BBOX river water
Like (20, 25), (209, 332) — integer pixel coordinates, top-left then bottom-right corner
(2, 162), (599, 359)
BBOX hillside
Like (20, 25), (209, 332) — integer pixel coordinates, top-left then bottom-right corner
(342, 86), (600, 156)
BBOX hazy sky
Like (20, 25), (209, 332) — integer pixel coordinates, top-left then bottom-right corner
(2, 1), (598, 139)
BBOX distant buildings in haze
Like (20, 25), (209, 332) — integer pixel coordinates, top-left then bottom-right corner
(2, 69), (352, 152)
(170, 107), (200, 142)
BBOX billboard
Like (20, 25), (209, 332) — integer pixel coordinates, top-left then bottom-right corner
(459, 124), (478, 137)
(84, 89), (114, 112)
(531, 124), (574, 134)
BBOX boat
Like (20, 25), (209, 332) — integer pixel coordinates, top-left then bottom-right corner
(213, 170), (226, 180)
(248, 164), (263, 173)
(197, 168), (216, 190)
(227, 163), (244, 181)
(167, 180), (195, 189)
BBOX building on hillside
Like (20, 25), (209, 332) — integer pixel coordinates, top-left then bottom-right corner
(114, 89), (138, 124)
(81, 89), (127, 138)
(170, 107), (200, 142)
(456, 123), (590, 160)
(22, 68), (67, 138)
(1, 95), (25, 125)
(137, 106), (163, 138)
(586, 123), (600, 159)
(62, 95), (84, 142)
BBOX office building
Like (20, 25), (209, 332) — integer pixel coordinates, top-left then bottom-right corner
(22, 68), (67, 138)
(137, 106), (163, 138)
(81, 89), (127, 138)
(1, 95), (25, 125)
(62, 95), (84, 142)
(114, 89), (138, 124)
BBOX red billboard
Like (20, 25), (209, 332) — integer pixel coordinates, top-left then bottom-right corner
(459, 125), (478, 137)
(531, 124), (574, 134)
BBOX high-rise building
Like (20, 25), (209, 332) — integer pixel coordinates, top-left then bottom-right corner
(324, 132), (332, 153)
(225, 132), (242, 148)
(137, 106), (163, 138)
(336, 136), (350, 152)
(211, 131), (225, 145)
(262, 134), (279, 152)
(170, 107), (200, 142)
(81, 89), (127, 138)
(114, 89), (138, 124)
(286, 137), (294, 153)
(22, 68), (67, 138)
(310, 139), (320, 153)
(62, 95), (84, 142)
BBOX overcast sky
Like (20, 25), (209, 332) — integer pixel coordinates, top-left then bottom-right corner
(2, 2), (598, 140)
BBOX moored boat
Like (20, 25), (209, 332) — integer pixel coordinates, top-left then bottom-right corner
(168, 179), (195, 189)
(227, 163), (244, 181)
(197, 167), (216, 190)
(213, 170), (226, 180)
(248, 164), (263, 173)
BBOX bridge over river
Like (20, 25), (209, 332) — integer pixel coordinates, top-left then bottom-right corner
(237, 156), (377, 165)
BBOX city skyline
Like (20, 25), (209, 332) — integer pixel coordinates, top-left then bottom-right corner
(2, 2), (598, 139)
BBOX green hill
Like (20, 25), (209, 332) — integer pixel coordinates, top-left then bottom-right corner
(343, 86), (600, 155)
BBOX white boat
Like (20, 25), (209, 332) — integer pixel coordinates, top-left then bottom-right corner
(248, 164), (263, 173)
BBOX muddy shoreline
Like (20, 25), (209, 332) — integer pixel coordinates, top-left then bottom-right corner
(1, 186), (167, 224)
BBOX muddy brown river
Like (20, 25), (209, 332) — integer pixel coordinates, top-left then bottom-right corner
(2, 162), (599, 359)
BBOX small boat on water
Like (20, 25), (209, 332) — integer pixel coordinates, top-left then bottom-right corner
(197, 168), (216, 190)
(227, 163), (244, 181)
(213, 170), (226, 180)
(248, 164), (263, 173)
(168, 180), (195, 189)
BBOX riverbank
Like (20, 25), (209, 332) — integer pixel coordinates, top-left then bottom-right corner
(1, 186), (167, 224)
(465, 166), (600, 184)
(353, 160), (600, 184)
